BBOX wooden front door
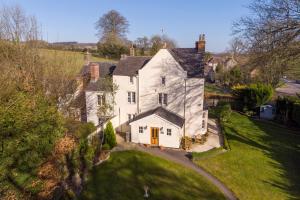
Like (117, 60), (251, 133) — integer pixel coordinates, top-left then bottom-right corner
(150, 127), (159, 145)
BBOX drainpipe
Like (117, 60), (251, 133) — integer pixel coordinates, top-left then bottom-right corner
(183, 78), (187, 150)
(137, 75), (140, 113)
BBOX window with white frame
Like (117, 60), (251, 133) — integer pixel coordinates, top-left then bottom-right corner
(167, 129), (172, 136)
(97, 94), (106, 106)
(202, 120), (205, 128)
(128, 92), (136, 103)
(161, 76), (166, 85)
(128, 114), (135, 121)
(158, 93), (168, 105)
(130, 76), (134, 84)
(139, 126), (143, 133)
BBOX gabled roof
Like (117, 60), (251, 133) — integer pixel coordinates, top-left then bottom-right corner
(168, 48), (205, 78)
(130, 107), (185, 128)
(113, 56), (151, 76)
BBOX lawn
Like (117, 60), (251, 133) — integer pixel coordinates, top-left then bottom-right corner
(80, 150), (226, 200)
(194, 112), (300, 200)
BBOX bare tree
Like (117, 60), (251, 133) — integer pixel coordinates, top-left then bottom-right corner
(233, 0), (300, 86)
(0, 4), (40, 42)
(95, 10), (129, 41)
(135, 36), (150, 55)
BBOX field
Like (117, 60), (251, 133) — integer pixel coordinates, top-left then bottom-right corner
(80, 151), (226, 200)
(194, 112), (300, 200)
(38, 49), (115, 75)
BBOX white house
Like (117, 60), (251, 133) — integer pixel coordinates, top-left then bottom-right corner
(80, 35), (208, 148)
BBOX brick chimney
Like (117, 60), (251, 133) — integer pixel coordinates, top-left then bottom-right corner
(195, 34), (206, 53)
(130, 44), (135, 56)
(90, 63), (99, 82)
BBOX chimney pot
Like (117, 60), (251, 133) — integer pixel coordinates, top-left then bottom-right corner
(130, 44), (135, 56)
(196, 34), (206, 53)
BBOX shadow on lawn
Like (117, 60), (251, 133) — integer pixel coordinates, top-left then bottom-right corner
(80, 151), (225, 200)
(225, 117), (300, 200)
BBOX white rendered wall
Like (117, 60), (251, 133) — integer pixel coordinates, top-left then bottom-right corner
(138, 49), (206, 137)
(85, 91), (114, 126)
(112, 75), (138, 132)
(130, 114), (182, 148)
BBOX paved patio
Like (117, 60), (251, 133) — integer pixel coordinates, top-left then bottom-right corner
(188, 118), (222, 152)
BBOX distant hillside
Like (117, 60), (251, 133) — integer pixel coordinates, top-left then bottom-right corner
(38, 49), (116, 75)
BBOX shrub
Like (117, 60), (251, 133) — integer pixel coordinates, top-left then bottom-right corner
(75, 122), (97, 138)
(102, 143), (110, 150)
(219, 103), (232, 122)
(103, 121), (117, 149)
(232, 83), (274, 110)
(292, 102), (300, 125)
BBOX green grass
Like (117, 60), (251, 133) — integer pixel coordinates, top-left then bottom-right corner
(192, 148), (225, 161)
(194, 112), (300, 200)
(80, 150), (226, 200)
(205, 83), (229, 95)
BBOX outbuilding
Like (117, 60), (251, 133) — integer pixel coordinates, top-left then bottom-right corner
(129, 107), (184, 148)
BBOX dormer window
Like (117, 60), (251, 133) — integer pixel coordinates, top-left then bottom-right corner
(130, 76), (134, 84)
(161, 76), (166, 85)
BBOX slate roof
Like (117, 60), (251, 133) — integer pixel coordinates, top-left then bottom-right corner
(113, 56), (151, 76)
(80, 62), (116, 77)
(83, 62), (116, 91)
(168, 48), (205, 78)
(130, 107), (185, 128)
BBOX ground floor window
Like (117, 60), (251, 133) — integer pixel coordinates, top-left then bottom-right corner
(202, 120), (205, 128)
(139, 126), (143, 133)
(167, 128), (172, 136)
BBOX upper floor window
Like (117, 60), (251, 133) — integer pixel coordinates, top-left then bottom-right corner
(161, 76), (166, 85)
(97, 94), (106, 106)
(130, 76), (134, 84)
(158, 93), (168, 105)
(128, 92), (136, 104)
(202, 120), (205, 128)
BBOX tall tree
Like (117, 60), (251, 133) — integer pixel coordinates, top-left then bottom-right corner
(95, 10), (129, 58)
(95, 10), (129, 41)
(234, 0), (300, 86)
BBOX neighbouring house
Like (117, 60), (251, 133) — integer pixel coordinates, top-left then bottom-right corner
(80, 35), (208, 148)
(205, 54), (238, 82)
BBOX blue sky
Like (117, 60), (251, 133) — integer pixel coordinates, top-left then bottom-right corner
(0, 0), (252, 52)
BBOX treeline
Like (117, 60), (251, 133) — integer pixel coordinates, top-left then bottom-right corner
(95, 10), (177, 59)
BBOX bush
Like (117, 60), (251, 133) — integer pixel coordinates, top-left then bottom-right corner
(102, 143), (111, 150)
(292, 102), (300, 125)
(219, 103), (232, 122)
(232, 83), (274, 110)
(103, 121), (117, 149)
(276, 96), (300, 126)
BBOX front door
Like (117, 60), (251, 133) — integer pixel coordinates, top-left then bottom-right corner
(150, 127), (159, 145)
